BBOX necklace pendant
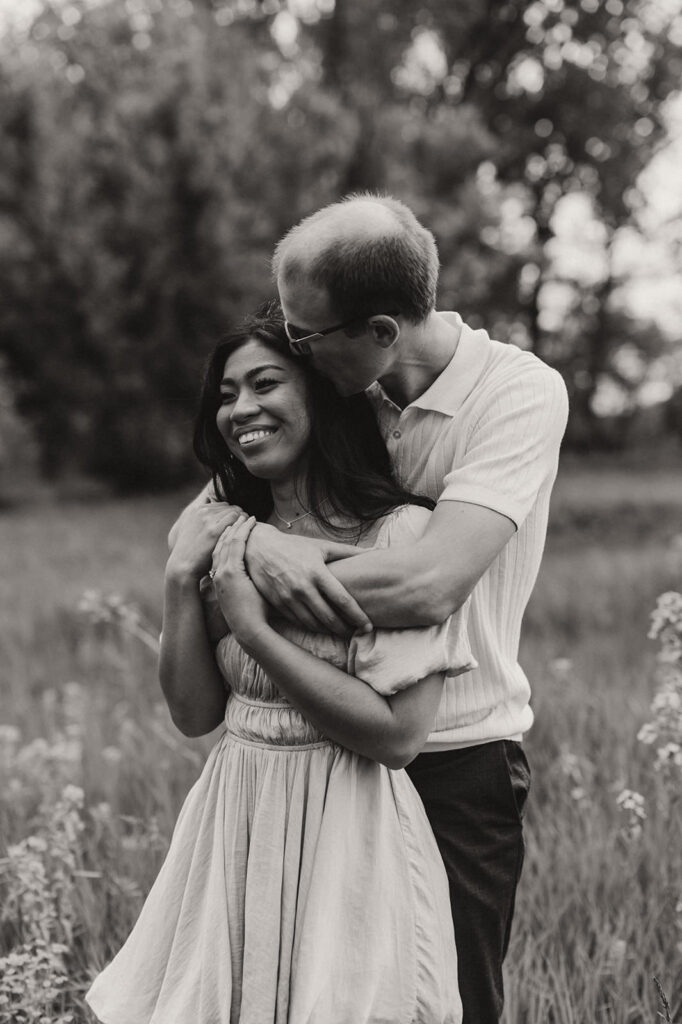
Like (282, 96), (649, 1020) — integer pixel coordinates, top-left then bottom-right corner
(273, 500), (324, 531)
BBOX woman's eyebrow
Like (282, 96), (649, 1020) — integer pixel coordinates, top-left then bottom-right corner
(220, 364), (287, 385)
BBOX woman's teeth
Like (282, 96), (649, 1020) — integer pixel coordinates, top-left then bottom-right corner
(238, 429), (276, 447)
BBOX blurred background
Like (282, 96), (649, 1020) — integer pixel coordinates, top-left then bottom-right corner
(1, 3), (682, 1021)
(0, 0), (680, 494)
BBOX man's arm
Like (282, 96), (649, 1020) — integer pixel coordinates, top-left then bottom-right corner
(330, 500), (514, 627)
(244, 364), (568, 631)
(246, 501), (513, 630)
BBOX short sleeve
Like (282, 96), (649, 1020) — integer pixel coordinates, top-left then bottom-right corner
(346, 506), (477, 696)
(439, 364), (568, 529)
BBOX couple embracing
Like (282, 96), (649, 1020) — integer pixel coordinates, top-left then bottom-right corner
(86, 194), (568, 1024)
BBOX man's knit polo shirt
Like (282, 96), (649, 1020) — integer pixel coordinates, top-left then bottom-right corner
(366, 313), (569, 750)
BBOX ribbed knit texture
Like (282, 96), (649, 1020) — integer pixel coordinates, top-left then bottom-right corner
(366, 314), (569, 748)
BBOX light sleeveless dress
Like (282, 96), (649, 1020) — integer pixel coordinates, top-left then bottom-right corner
(86, 506), (474, 1024)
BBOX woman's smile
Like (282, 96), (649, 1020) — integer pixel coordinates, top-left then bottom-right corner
(234, 426), (279, 448)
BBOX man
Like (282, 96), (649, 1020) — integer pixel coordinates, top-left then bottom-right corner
(173, 193), (568, 1022)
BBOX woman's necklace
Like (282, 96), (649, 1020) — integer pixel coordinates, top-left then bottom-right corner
(272, 501), (324, 530)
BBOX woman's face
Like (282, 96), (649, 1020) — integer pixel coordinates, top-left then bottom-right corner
(216, 338), (313, 482)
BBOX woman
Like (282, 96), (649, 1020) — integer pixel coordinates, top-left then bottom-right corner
(86, 309), (473, 1024)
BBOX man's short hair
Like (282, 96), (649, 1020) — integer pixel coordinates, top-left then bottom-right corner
(272, 194), (439, 325)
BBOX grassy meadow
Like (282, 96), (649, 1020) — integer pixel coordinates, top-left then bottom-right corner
(1, 462), (681, 1023)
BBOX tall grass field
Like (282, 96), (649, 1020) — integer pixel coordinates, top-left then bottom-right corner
(1, 464), (681, 1023)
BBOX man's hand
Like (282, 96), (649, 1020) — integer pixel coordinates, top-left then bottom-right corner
(245, 524), (372, 636)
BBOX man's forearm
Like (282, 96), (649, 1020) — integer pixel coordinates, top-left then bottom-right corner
(244, 502), (513, 633)
(327, 501), (515, 628)
(328, 543), (466, 628)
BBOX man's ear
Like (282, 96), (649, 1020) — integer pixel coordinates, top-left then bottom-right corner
(367, 315), (400, 349)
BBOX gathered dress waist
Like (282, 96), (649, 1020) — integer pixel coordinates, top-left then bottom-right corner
(224, 693), (332, 750)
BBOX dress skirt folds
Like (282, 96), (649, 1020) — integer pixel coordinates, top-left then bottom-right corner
(86, 507), (474, 1024)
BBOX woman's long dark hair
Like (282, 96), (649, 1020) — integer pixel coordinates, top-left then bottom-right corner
(193, 305), (433, 534)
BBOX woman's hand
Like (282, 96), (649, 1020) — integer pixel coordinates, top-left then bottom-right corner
(210, 516), (270, 645)
(166, 502), (244, 582)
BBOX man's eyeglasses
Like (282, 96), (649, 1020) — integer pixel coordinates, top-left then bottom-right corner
(285, 312), (400, 356)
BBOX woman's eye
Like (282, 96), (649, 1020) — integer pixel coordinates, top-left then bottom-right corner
(219, 393), (235, 405)
(254, 377), (279, 391)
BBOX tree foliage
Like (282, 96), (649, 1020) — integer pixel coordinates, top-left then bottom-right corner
(0, 0), (680, 488)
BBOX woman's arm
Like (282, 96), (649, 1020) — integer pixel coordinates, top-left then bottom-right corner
(159, 568), (228, 738)
(211, 518), (443, 768)
(240, 624), (443, 769)
(159, 503), (243, 737)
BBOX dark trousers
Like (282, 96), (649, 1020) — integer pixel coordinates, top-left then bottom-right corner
(405, 739), (530, 1024)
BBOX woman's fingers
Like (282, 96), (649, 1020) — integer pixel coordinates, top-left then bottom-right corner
(212, 516), (255, 575)
(224, 517), (257, 569)
(210, 512), (247, 553)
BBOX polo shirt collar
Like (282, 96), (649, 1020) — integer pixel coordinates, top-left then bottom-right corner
(367, 313), (491, 417)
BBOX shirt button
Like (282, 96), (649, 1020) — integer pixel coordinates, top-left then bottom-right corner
(392, 429), (401, 439)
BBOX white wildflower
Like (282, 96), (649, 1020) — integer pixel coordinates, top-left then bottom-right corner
(616, 788), (647, 816)
(76, 589), (159, 652)
(61, 784), (84, 807)
(557, 745), (594, 790)
(101, 746), (123, 765)
(616, 788), (647, 839)
(654, 742), (682, 770)
(648, 591), (682, 643)
(91, 801), (112, 821)
(605, 938), (627, 972)
(0, 724), (21, 746)
(652, 688), (681, 713)
(637, 722), (658, 744)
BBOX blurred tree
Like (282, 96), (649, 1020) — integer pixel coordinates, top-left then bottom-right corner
(666, 385), (682, 445)
(0, 0), (680, 488)
(296, 0), (682, 438)
(443, 0), (682, 442)
(0, 2), (271, 485)
(0, 358), (39, 503)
